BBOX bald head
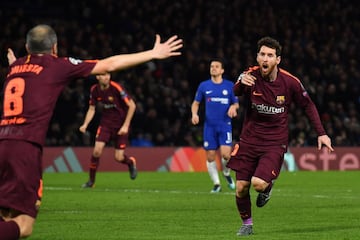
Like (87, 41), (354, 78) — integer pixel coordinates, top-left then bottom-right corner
(26, 24), (57, 54)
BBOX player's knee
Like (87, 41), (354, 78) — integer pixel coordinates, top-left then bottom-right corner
(20, 226), (33, 238)
(206, 150), (216, 161)
(235, 181), (249, 197)
(115, 155), (125, 162)
(221, 154), (230, 161)
(13, 216), (34, 238)
(92, 150), (102, 157)
(251, 177), (268, 192)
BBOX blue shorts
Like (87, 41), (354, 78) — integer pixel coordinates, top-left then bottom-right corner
(203, 121), (232, 150)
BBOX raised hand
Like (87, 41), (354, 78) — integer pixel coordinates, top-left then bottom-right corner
(7, 48), (16, 65)
(152, 34), (183, 59)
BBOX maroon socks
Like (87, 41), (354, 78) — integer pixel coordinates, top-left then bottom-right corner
(89, 156), (100, 183)
(236, 195), (253, 225)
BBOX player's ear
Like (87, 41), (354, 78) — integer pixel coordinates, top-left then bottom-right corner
(276, 56), (281, 65)
(25, 43), (30, 53)
(52, 43), (58, 55)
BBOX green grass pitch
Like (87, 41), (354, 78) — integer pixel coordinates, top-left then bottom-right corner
(29, 171), (360, 239)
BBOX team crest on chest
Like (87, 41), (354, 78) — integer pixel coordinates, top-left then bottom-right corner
(276, 95), (285, 105)
(108, 96), (114, 102)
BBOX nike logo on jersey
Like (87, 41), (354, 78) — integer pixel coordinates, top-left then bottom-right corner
(252, 91), (263, 96)
(205, 91), (213, 94)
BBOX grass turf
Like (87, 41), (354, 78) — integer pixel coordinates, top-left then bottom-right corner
(29, 171), (360, 240)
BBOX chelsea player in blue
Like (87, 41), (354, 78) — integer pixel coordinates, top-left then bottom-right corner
(191, 59), (239, 193)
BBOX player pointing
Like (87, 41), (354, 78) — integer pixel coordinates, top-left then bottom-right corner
(227, 36), (333, 236)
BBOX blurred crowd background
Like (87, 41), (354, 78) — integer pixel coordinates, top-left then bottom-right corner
(0, 0), (359, 147)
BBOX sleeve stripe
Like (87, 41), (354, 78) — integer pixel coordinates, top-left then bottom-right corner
(110, 81), (125, 92)
(279, 68), (301, 83)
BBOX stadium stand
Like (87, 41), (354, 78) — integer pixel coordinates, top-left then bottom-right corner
(0, 0), (359, 147)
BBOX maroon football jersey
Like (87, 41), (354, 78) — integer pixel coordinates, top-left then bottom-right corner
(89, 81), (131, 129)
(0, 54), (96, 146)
(234, 66), (325, 146)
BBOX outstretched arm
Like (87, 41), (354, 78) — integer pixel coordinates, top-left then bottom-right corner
(91, 34), (183, 75)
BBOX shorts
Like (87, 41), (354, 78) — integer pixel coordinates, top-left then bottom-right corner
(0, 140), (43, 218)
(227, 141), (287, 183)
(203, 121), (232, 150)
(96, 125), (128, 149)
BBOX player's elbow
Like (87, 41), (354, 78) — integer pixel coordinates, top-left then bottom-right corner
(129, 100), (136, 110)
(92, 60), (117, 75)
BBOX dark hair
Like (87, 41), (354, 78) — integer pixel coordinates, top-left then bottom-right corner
(210, 58), (225, 69)
(26, 24), (57, 54)
(257, 37), (282, 56)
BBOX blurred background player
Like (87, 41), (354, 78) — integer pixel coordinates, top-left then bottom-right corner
(227, 36), (333, 236)
(80, 72), (137, 188)
(191, 59), (239, 193)
(0, 24), (182, 239)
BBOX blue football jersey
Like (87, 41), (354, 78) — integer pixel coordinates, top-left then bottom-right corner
(194, 79), (238, 125)
(194, 78), (238, 149)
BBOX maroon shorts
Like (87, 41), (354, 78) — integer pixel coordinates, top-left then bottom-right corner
(96, 125), (128, 149)
(0, 140), (42, 218)
(227, 141), (287, 183)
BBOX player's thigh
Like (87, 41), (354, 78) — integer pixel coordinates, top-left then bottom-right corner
(93, 141), (106, 155)
(114, 149), (125, 161)
(206, 149), (217, 161)
(114, 133), (128, 161)
(219, 145), (232, 160)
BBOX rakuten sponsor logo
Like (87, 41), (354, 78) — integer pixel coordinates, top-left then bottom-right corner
(103, 103), (117, 109)
(252, 103), (285, 114)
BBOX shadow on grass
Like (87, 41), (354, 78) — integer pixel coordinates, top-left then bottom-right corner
(266, 224), (359, 234)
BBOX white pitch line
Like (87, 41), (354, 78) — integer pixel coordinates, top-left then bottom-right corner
(45, 186), (234, 195)
(44, 187), (360, 199)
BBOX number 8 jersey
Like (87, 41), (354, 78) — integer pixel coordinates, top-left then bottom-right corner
(0, 54), (96, 147)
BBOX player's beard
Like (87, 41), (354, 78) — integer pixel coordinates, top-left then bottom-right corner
(260, 63), (276, 81)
